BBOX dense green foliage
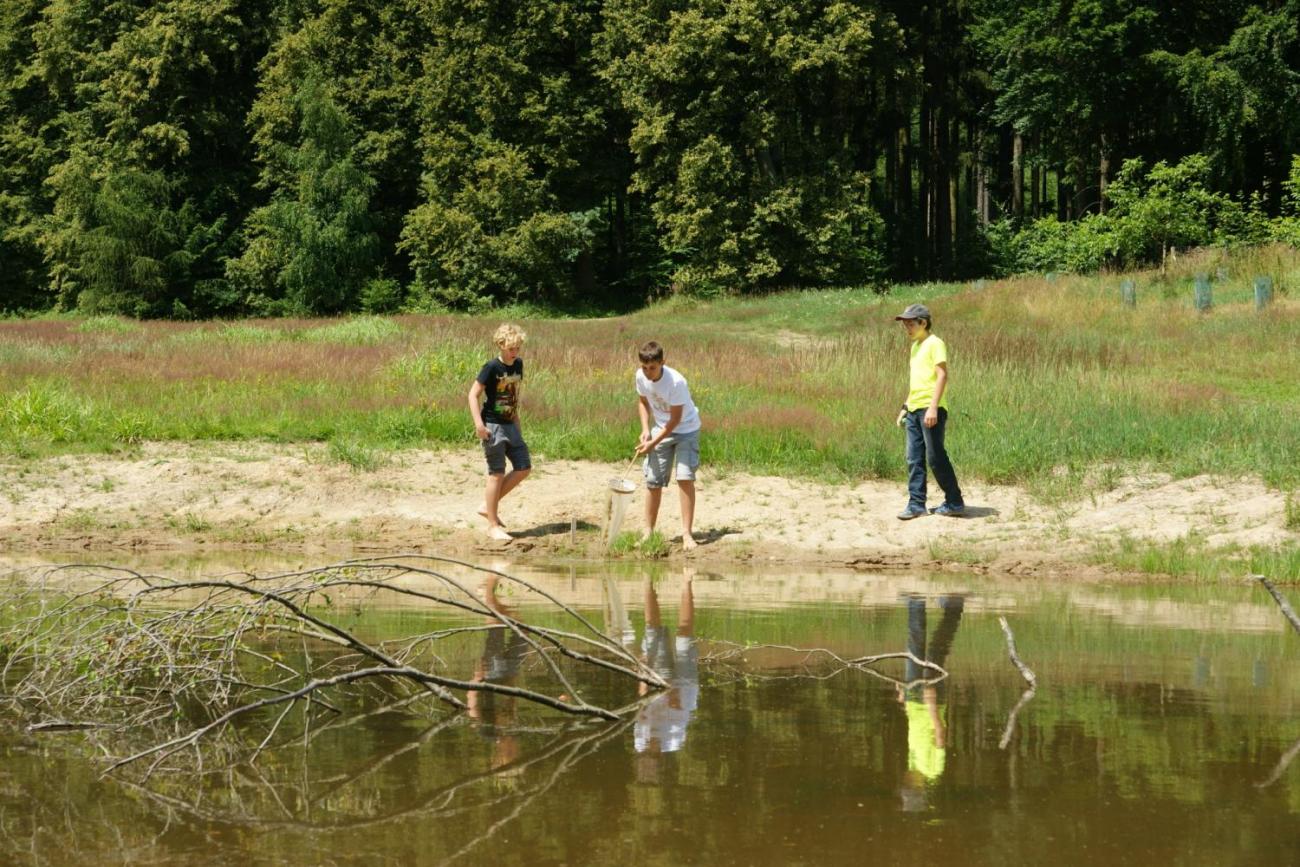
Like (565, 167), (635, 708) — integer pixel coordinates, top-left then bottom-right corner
(1, 0), (1299, 315)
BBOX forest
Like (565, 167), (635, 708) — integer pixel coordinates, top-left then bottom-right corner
(1, 0), (1298, 317)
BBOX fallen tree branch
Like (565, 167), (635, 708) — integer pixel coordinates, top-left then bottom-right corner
(1254, 575), (1300, 635)
(2, 560), (659, 785)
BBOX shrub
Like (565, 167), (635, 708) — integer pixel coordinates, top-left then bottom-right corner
(1001, 154), (1281, 275)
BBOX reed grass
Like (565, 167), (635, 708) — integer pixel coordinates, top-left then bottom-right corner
(2, 245), (1298, 492)
(1091, 533), (1300, 583)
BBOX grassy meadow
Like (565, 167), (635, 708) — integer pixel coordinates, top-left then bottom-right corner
(2, 245), (1299, 501)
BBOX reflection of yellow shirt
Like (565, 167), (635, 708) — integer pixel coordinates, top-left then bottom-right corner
(905, 700), (946, 781)
(906, 334), (949, 412)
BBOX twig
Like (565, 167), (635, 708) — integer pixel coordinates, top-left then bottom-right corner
(27, 720), (117, 733)
(998, 616), (1037, 687)
(128, 581), (467, 711)
(1254, 575), (1300, 635)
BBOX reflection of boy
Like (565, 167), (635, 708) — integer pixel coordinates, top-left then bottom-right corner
(634, 341), (702, 550)
(634, 577), (699, 755)
(467, 324), (532, 541)
(467, 578), (528, 770)
(898, 594), (964, 810)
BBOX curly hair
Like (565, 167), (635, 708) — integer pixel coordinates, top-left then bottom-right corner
(493, 323), (527, 349)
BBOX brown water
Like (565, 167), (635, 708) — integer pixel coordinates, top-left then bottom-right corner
(2, 563), (1298, 865)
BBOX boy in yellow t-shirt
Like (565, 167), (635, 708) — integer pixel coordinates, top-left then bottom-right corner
(893, 304), (964, 519)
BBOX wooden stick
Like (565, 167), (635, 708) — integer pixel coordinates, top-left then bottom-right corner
(998, 616), (1037, 687)
(1254, 575), (1300, 635)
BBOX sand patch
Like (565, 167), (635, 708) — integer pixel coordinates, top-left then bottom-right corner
(0, 442), (1293, 577)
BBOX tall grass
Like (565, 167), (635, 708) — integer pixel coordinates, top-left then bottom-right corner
(1, 246), (1298, 491)
(1091, 533), (1300, 584)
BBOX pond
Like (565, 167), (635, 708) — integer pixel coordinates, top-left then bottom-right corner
(1, 558), (1297, 865)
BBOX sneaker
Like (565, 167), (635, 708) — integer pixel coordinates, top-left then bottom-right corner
(897, 507), (928, 521)
(930, 503), (966, 517)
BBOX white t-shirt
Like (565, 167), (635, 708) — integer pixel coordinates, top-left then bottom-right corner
(635, 365), (701, 435)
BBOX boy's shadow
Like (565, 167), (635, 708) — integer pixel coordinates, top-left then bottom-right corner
(512, 520), (600, 539)
(692, 526), (741, 545)
(953, 506), (998, 519)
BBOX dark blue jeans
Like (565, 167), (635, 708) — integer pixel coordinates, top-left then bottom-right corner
(904, 408), (963, 511)
(905, 594), (965, 688)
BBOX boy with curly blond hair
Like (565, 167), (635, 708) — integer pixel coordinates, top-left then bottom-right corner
(468, 324), (531, 541)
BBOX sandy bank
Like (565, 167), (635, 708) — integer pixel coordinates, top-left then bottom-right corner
(1, 443), (1293, 579)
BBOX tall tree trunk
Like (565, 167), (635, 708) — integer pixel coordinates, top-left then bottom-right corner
(899, 121), (915, 278)
(1029, 162), (1040, 218)
(975, 125), (989, 229)
(613, 185), (627, 276)
(885, 117), (898, 219)
(1098, 132), (1111, 215)
(920, 98), (934, 276)
(934, 110), (953, 276)
(1012, 131), (1024, 222)
(996, 125), (1013, 221)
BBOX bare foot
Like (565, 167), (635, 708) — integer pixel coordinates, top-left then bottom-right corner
(682, 534), (698, 551)
(478, 506), (504, 529)
(487, 525), (512, 542)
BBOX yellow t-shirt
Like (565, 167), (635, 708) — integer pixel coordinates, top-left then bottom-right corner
(906, 333), (949, 412)
(905, 699), (947, 781)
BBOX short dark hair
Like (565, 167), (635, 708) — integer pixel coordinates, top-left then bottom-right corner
(637, 341), (664, 363)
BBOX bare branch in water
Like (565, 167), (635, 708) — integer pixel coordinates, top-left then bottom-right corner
(998, 616), (1037, 687)
(0, 560), (658, 783)
(1254, 575), (1300, 636)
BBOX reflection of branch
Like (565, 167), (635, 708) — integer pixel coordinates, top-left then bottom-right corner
(1255, 575), (1300, 636)
(700, 641), (949, 682)
(439, 721), (631, 865)
(998, 617), (1037, 687)
(117, 718), (627, 834)
(307, 714), (463, 806)
(1255, 735), (1300, 789)
(998, 688), (1037, 750)
(107, 664), (619, 776)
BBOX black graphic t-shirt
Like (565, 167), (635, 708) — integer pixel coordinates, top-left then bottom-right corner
(476, 357), (523, 424)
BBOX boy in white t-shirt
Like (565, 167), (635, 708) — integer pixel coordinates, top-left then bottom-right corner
(633, 341), (701, 550)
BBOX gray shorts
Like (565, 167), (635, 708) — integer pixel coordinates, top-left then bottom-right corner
(482, 422), (531, 475)
(643, 428), (699, 489)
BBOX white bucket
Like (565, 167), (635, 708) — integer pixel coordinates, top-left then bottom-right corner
(605, 478), (636, 547)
